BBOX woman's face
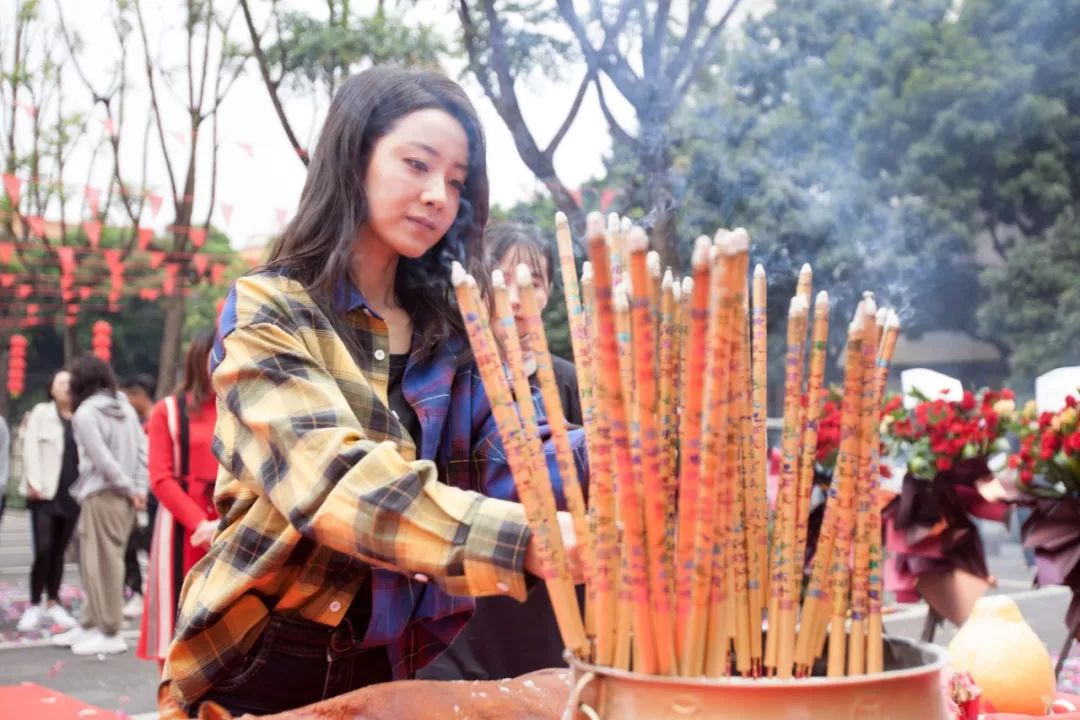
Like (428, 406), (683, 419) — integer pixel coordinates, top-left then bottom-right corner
(358, 108), (470, 260)
(51, 371), (71, 405)
(495, 247), (551, 353)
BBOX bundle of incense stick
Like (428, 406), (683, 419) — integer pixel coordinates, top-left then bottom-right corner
(452, 212), (901, 680)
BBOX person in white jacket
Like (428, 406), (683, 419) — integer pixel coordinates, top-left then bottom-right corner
(17, 370), (81, 633)
(51, 356), (148, 656)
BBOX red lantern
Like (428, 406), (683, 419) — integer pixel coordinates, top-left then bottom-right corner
(7, 334), (28, 397)
(91, 320), (112, 363)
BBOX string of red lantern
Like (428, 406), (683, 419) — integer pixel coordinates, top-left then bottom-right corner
(6, 334), (27, 397)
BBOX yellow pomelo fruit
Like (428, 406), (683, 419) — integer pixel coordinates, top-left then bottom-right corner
(946, 595), (1056, 715)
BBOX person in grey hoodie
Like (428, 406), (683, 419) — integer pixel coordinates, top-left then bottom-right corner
(52, 356), (148, 657)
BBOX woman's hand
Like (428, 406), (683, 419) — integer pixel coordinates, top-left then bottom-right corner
(130, 492), (148, 511)
(523, 511), (584, 584)
(190, 519), (217, 549)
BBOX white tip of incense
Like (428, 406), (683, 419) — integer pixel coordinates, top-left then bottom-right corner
(671, 280), (681, 303)
(789, 295), (809, 316)
(491, 269), (506, 289)
(662, 267), (674, 290)
(708, 244), (721, 263)
(607, 212), (620, 233)
(863, 290), (876, 302)
(555, 211), (568, 227)
(886, 309), (901, 329)
(628, 226), (649, 253)
(614, 282), (630, 311)
(647, 251), (661, 277)
(620, 216), (633, 234)
(681, 276), (694, 296)
(515, 263), (533, 287)
(729, 227), (751, 252)
(450, 261), (468, 287)
(586, 212), (605, 238)
(876, 307), (888, 326)
(712, 227), (731, 248)
(862, 295), (878, 317)
(581, 261), (594, 281)
(799, 263), (812, 277)
(691, 236), (711, 268)
(815, 290), (829, 309)
(754, 263), (765, 278)
(849, 316), (862, 334)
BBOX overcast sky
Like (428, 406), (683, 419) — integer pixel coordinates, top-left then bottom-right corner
(2, 1), (762, 248)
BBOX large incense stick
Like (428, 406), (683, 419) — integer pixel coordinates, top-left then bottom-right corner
(451, 263), (587, 658)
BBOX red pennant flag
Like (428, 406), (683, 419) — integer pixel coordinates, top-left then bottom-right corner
(26, 303), (38, 315)
(146, 192), (163, 218)
(0, 274), (13, 287)
(56, 246), (77, 274)
(236, 141), (254, 157)
(189, 227), (207, 248)
(26, 215), (46, 238)
(193, 254), (209, 276)
(82, 220), (102, 249)
(85, 187), (101, 216)
(221, 203), (233, 225)
(79, 286), (92, 300)
(0, 242), (13, 264)
(600, 188), (620, 212)
(149, 251), (166, 269)
(275, 208), (287, 227)
(137, 227), (154, 250)
(14, 100), (37, 118)
(211, 262), (226, 285)
(101, 118), (115, 135)
(163, 263), (179, 295)
(17, 284), (32, 298)
(103, 249), (121, 269)
(2, 173), (20, 206)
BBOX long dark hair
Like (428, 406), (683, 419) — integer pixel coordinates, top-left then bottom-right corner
(485, 222), (556, 286)
(265, 65), (490, 361)
(68, 355), (117, 413)
(176, 329), (215, 413)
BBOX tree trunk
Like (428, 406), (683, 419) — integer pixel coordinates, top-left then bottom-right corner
(63, 325), (80, 361)
(642, 133), (680, 271)
(157, 287), (186, 398)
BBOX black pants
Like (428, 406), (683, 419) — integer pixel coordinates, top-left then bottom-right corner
(30, 509), (79, 603)
(195, 614), (393, 716)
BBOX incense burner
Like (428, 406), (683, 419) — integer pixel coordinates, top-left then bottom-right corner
(563, 637), (949, 719)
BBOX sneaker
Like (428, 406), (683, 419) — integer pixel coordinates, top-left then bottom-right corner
(52, 625), (89, 647)
(16, 605), (44, 633)
(72, 630), (128, 656)
(122, 593), (144, 620)
(45, 603), (78, 630)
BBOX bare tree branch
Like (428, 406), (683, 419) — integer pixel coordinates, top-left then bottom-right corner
(238, 0), (309, 166)
(543, 69), (591, 160)
(593, 74), (635, 149)
(133, 0), (181, 205)
(674, 0), (742, 97)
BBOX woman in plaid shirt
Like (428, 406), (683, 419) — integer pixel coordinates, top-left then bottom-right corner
(163, 66), (586, 716)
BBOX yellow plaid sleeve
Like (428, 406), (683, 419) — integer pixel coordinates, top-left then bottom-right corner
(215, 310), (531, 601)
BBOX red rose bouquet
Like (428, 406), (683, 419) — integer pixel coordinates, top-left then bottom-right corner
(1010, 395), (1080, 499)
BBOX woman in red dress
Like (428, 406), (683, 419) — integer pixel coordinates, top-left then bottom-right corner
(138, 330), (219, 665)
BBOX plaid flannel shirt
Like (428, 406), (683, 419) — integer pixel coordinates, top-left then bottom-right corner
(164, 271), (587, 706)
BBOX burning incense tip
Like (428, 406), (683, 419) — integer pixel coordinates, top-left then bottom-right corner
(515, 263), (534, 287)
(451, 261), (468, 287)
(492, 269), (506, 289)
(662, 268), (674, 290)
(729, 227), (751, 252)
(885, 309), (901, 329)
(712, 227), (731, 249)
(647, 251), (662, 277)
(629, 226), (649, 252)
(815, 290), (830, 308)
(862, 295), (878, 317)
(555, 211), (568, 227)
(789, 295), (809, 316)
(582, 261), (594, 282)
(754, 263), (766, 278)
(692, 236), (711, 268)
(586, 212), (605, 238)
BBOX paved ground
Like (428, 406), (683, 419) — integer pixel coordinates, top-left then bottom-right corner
(0, 509), (1076, 718)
